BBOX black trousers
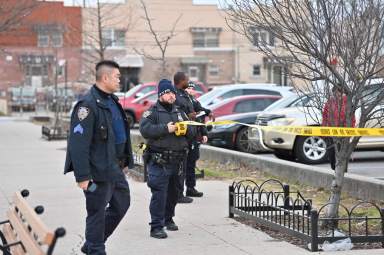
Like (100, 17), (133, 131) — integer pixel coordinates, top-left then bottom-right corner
(83, 173), (130, 255)
(178, 143), (199, 196)
(147, 161), (179, 230)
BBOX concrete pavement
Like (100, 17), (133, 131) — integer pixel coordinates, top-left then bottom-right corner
(0, 118), (383, 255)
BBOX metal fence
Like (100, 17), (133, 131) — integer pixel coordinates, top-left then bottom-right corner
(229, 179), (384, 251)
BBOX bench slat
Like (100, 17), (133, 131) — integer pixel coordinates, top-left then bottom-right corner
(7, 210), (45, 255)
(12, 193), (54, 245)
(3, 223), (25, 255)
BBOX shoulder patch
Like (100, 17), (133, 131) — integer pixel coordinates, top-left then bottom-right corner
(77, 106), (90, 121)
(142, 110), (152, 118)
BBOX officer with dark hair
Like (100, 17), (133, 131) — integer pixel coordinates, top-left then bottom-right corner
(140, 79), (193, 239)
(64, 60), (133, 254)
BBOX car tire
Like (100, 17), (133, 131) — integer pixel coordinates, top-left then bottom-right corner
(125, 111), (135, 128)
(294, 136), (329, 164)
(273, 149), (295, 161)
(235, 127), (256, 153)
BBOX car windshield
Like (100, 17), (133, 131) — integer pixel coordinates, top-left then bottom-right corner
(123, 85), (143, 97)
(197, 87), (224, 105)
(263, 95), (299, 111)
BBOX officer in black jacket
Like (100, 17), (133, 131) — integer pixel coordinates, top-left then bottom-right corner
(184, 81), (215, 197)
(64, 60), (133, 255)
(173, 72), (195, 203)
(140, 79), (193, 239)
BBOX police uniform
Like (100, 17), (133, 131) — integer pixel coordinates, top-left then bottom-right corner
(185, 94), (210, 195)
(140, 97), (193, 238)
(64, 85), (133, 254)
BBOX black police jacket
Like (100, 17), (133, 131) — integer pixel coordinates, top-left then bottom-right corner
(64, 85), (134, 182)
(139, 101), (193, 151)
(175, 87), (194, 115)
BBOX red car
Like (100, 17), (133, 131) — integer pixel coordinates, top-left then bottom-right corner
(208, 95), (282, 118)
(121, 91), (158, 127)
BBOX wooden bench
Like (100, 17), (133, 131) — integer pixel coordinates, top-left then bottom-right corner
(0, 190), (65, 255)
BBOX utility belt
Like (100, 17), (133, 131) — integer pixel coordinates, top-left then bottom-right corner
(143, 148), (187, 165)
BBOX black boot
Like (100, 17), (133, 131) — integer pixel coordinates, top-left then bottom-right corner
(150, 228), (168, 239)
(186, 187), (203, 197)
(165, 220), (179, 231)
(177, 195), (193, 203)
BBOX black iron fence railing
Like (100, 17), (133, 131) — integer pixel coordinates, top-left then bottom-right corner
(229, 179), (384, 251)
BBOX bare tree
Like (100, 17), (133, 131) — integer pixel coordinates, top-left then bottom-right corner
(226, 0), (384, 220)
(135, 0), (182, 79)
(81, 0), (135, 81)
(0, 0), (36, 34)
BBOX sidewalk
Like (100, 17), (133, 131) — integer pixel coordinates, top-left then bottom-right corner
(0, 118), (383, 255)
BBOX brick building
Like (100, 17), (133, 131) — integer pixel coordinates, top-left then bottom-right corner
(0, 0), (82, 93)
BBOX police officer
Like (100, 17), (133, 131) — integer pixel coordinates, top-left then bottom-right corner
(173, 72), (196, 203)
(139, 79), (193, 239)
(184, 81), (215, 197)
(64, 60), (133, 254)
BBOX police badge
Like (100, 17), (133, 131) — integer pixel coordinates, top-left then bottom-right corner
(77, 107), (90, 121)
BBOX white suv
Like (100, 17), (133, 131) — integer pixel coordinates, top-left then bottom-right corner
(198, 83), (295, 107)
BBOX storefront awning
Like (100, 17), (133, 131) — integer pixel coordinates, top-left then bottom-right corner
(181, 56), (209, 65)
(114, 54), (144, 68)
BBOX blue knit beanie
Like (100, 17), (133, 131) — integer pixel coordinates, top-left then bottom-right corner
(158, 79), (176, 97)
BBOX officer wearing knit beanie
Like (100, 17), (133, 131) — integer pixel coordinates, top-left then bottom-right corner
(158, 79), (176, 97)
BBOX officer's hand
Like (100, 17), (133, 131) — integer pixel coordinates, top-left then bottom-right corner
(202, 135), (208, 144)
(188, 112), (197, 120)
(77, 180), (90, 190)
(167, 122), (176, 133)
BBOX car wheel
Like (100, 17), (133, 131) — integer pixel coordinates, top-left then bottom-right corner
(294, 136), (328, 164)
(235, 127), (256, 153)
(273, 149), (295, 161)
(125, 112), (135, 128)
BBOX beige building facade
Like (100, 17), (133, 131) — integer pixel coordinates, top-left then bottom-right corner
(79, 0), (291, 88)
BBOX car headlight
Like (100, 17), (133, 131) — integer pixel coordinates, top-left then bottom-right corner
(267, 118), (296, 127)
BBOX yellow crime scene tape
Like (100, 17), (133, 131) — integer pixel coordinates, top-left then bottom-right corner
(176, 120), (384, 137)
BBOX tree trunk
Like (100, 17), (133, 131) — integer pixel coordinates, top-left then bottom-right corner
(325, 139), (350, 226)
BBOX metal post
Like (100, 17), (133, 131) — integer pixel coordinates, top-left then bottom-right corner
(229, 185), (234, 218)
(381, 208), (384, 248)
(310, 210), (319, 252)
(283, 184), (290, 210)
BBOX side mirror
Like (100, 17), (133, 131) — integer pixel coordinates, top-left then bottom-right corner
(142, 100), (149, 106)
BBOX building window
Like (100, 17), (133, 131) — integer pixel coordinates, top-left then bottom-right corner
(38, 34), (49, 47)
(191, 27), (221, 48)
(51, 33), (63, 47)
(249, 27), (275, 47)
(102, 29), (126, 47)
(208, 65), (219, 76)
(252, 65), (261, 76)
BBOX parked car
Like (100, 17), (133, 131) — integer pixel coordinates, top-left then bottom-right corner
(119, 82), (157, 108)
(207, 112), (261, 153)
(9, 86), (37, 111)
(257, 84), (384, 164)
(198, 83), (295, 107)
(207, 94), (281, 118)
(208, 95), (303, 153)
(120, 91), (158, 127)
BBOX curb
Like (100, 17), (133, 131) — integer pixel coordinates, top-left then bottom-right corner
(130, 131), (384, 201)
